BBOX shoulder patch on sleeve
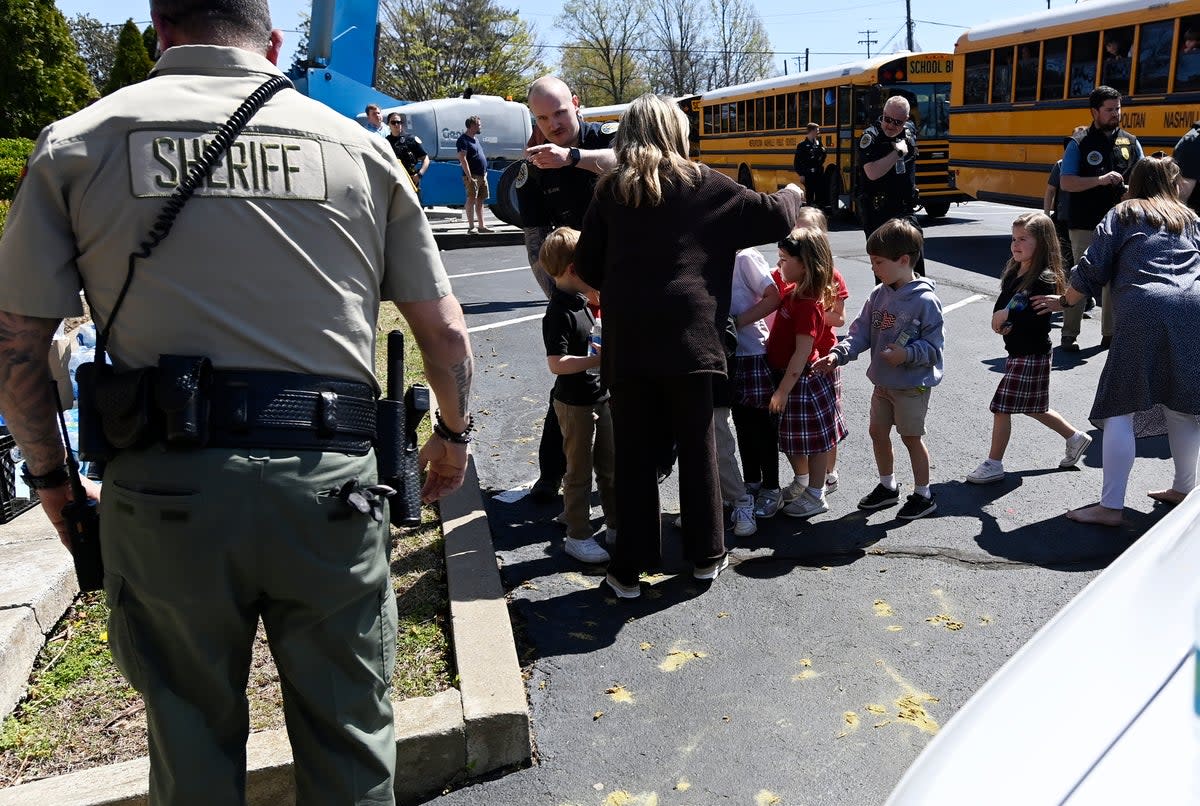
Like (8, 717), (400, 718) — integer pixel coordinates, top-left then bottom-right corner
(600, 121), (619, 135)
(859, 132), (874, 149)
(412, 136), (422, 145)
(514, 161), (529, 189)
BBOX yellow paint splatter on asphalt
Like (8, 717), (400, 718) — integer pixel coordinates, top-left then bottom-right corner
(979, 615), (993, 625)
(603, 792), (658, 806)
(639, 642), (653, 651)
(755, 792), (782, 806)
(644, 573), (671, 584)
(569, 632), (595, 641)
(793, 670), (817, 681)
(819, 566), (831, 571)
(865, 703), (887, 714)
(925, 614), (964, 631)
(519, 581), (538, 590)
(873, 599), (894, 617)
(886, 625), (903, 632)
(874, 719), (892, 728)
(562, 572), (592, 588)
(674, 778), (691, 791)
(659, 646), (707, 672)
(799, 658), (812, 667)
(877, 660), (941, 734)
(593, 711), (604, 720)
(606, 685), (635, 704)
(717, 611), (730, 618)
(836, 711), (860, 738)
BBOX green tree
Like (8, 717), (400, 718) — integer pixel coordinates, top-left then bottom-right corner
(103, 19), (153, 95)
(642, 0), (709, 96)
(67, 12), (119, 90)
(707, 0), (774, 88)
(288, 13), (310, 75)
(377, 0), (544, 101)
(142, 24), (158, 62)
(556, 0), (647, 105)
(0, 0), (97, 138)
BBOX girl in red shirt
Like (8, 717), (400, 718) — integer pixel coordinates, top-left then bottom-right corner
(766, 227), (847, 518)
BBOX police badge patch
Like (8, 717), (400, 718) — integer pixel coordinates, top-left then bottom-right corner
(514, 161), (529, 189)
(1086, 150), (1104, 166)
(860, 132), (874, 149)
(600, 122), (619, 135)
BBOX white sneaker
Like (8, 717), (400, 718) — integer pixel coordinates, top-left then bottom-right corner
(754, 488), (783, 518)
(966, 460), (1005, 484)
(603, 573), (641, 599)
(782, 478), (807, 503)
(564, 537), (611, 563)
(783, 491), (828, 518)
(824, 473), (839, 495)
(693, 554), (730, 581)
(731, 497), (757, 537)
(1061, 432), (1092, 468)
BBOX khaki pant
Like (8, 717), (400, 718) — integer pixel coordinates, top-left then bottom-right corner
(714, 406), (746, 503)
(554, 399), (618, 540)
(102, 445), (397, 805)
(1063, 228), (1114, 343)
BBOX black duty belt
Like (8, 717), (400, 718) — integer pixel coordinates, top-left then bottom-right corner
(207, 370), (377, 455)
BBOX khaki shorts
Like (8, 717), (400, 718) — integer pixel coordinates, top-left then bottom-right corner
(870, 385), (931, 437)
(463, 174), (489, 201)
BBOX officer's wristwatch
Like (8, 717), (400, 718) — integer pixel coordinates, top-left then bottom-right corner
(20, 462), (71, 490)
(567, 147), (581, 167)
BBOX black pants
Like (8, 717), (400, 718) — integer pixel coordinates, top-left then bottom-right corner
(802, 170), (824, 209)
(537, 390), (567, 482)
(731, 403), (780, 489)
(860, 208), (925, 277)
(608, 374), (724, 585)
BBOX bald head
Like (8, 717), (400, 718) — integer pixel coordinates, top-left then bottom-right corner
(528, 75), (581, 147)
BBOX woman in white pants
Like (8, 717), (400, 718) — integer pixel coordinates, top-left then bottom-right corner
(1034, 156), (1200, 525)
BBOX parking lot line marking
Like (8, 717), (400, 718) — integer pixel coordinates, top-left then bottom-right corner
(467, 313), (543, 333)
(449, 265), (530, 279)
(941, 293), (987, 315)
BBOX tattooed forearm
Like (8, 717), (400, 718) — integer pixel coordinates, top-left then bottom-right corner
(0, 311), (67, 473)
(451, 356), (472, 419)
(395, 294), (474, 429)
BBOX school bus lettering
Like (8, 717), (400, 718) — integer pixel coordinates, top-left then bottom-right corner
(1119, 111), (1146, 130)
(1164, 110), (1200, 130)
(908, 58), (953, 76)
(749, 138), (763, 147)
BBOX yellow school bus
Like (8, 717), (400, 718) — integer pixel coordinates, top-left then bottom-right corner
(698, 53), (965, 218)
(950, 0), (1200, 208)
(580, 96), (701, 159)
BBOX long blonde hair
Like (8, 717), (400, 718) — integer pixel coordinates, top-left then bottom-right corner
(598, 94), (701, 207)
(1117, 156), (1198, 234)
(777, 227), (838, 310)
(1002, 212), (1066, 294)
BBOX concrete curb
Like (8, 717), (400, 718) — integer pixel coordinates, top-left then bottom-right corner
(0, 457), (529, 804)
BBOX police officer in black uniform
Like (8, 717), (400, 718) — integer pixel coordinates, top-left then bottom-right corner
(1059, 85), (1143, 350)
(856, 95), (923, 276)
(1171, 121), (1200, 213)
(386, 112), (430, 192)
(793, 122), (827, 209)
(515, 76), (618, 501)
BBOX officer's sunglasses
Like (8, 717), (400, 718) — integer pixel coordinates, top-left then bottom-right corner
(388, 120), (402, 126)
(882, 114), (907, 126)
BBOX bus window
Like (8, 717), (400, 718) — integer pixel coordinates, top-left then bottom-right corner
(992, 46), (1014, 103)
(1042, 37), (1067, 100)
(736, 101), (747, 133)
(704, 106), (714, 135)
(1015, 43), (1039, 102)
(1135, 20), (1173, 94)
(775, 94), (787, 130)
(1068, 32), (1099, 97)
(798, 92), (810, 126)
(822, 88), (836, 126)
(838, 86), (851, 127)
(751, 98), (762, 131)
(1178, 18), (1200, 91)
(964, 50), (990, 104)
(785, 92), (797, 129)
(1101, 27), (1132, 93)
(854, 87), (870, 125)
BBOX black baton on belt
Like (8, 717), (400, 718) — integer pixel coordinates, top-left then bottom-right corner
(377, 331), (429, 526)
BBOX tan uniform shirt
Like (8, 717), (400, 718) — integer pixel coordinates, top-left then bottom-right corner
(0, 45), (450, 389)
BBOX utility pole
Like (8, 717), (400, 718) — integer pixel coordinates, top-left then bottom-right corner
(905, 0), (915, 51)
(805, 48), (810, 72)
(858, 29), (877, 58)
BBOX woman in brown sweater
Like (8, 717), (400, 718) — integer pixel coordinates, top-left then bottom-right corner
(575, 94), (804, 598)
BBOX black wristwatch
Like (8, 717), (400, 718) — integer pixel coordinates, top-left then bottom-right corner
(20, 462), (71, 490)
(1058, 294), (1075, 309)
(567, 147), (581, 167)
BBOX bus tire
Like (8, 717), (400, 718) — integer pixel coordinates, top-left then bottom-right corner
(923, 199), (951, 219)
(737, 164), (754, 190)
(825, 169), (844, 219)
(490, 160), (525, 227)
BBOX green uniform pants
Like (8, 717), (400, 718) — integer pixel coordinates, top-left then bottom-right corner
(101, 445), (397, 805)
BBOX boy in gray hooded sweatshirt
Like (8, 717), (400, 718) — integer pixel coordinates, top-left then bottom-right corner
(813, 218), (944, 520)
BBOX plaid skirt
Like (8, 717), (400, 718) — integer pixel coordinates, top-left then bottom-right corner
(990, 353), (1051, 414)
(732, 354), (774, 409)
(778, 370), (848, 456)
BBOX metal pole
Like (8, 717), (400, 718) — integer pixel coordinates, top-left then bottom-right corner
(906, 0), (915, 51)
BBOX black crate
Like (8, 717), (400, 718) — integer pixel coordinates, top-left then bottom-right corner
(1, 429), (39, 524)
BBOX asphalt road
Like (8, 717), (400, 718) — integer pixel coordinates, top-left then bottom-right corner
(419, 201), (1180, 806)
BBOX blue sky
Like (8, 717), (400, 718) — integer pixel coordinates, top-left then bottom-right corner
(56, 0), (1065, 78)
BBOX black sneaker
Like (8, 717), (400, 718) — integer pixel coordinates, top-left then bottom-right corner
(529, 476), (562, 503)
(858, 483), (901, 510)
(897, 492), (937, 520)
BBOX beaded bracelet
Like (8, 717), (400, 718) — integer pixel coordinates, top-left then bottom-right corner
(434, 410), (474, 444)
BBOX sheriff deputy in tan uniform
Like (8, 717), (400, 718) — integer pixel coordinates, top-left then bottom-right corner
(0, 1), (473, 803)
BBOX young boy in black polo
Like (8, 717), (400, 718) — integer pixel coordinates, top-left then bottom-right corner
(540, 227), (617, 563)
